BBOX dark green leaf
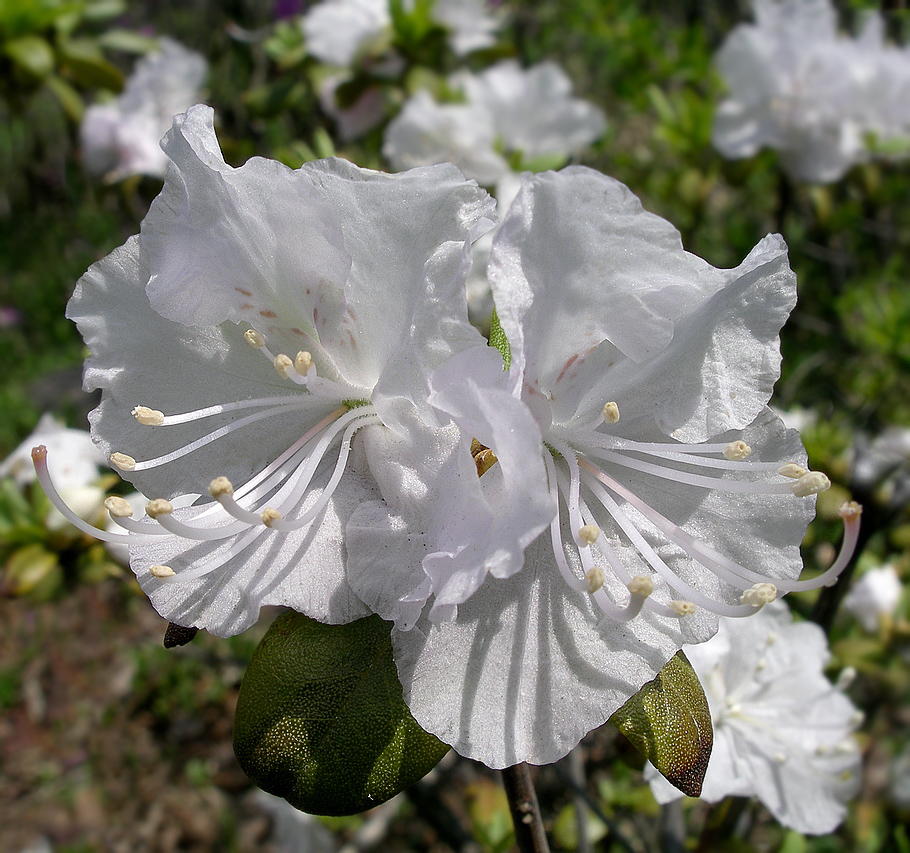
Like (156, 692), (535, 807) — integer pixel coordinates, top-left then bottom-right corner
(610, 650), (712, 797)
(233, 611), (449, 815)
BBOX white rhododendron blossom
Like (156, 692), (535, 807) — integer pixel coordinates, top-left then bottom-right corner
(2, 413), (105, 489)
(646, 601), (863, 834)
(345, 167), (859, 768)
(80, 38), (207, 182)
(843, 564), (903, 632)
(39, 104), (556, 640)
(384, 60), (606, 185)
(302, 0), (502, 67)
(2, 414), (108, 530)
(712, 0), (910, 182)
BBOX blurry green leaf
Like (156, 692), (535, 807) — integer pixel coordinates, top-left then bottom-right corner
(45, 73), (83, 121)
(233, 611), (450, 816)
(465, 778), (514, 853)
(553, 802), (608, 851)
(778, 830), (808, 853)
(609, 651), (712, 797)
(312, 126), (335, 160)
(97, 29), (160, 54)
(81, 0), (127, 20)
(4, 543), (62, 598)
(57, 37), (123, 90)
(4, 35), (55, 79)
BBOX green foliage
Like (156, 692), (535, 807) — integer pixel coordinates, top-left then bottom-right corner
(233, 611), (450, 816)
(610, 651), (713, 797)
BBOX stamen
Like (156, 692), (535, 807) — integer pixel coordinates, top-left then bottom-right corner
(603, 401), (620, 424)
(628, 575), (655, 596)
(791, 471), (831, 497)
(104, 495), (134, 518)
(295, 351), (313, 374)
(145, 499), (173, 518)
(273, 353), (294, 377)
(579, 523), (600, 546)
(132, 406), (164, 426)
(111, 452), (137, 471)
(723, 440), (752, 460)
(670, 601), (696, 616)
(741, 583), (777, 606)
(261, 508), (282, 526)
(778, 462), (808, 479)
(592, 574), (654, 623)
(209, 476), (263, 525)
(31, 446), (150, 545)
(149, 564), (176, 578)
(244, 329), (265, 348)
(586, 566), (605, 593)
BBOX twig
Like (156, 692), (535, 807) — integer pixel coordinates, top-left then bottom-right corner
(501, 763), (550, 853)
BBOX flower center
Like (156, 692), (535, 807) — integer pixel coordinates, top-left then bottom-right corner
(33, 327), (381, 583)
(541, 401), (861, 623)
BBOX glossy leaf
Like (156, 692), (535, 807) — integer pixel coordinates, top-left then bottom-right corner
(233, 611), (450, 815)
(610, 650), (713, 796)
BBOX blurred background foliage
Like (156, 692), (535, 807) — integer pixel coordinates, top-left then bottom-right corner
(2, 0), (910, 851)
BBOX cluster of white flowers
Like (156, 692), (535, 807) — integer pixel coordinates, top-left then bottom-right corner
(301, 0), (503, 67)
(384, 60), (607, 186)
(713, 0), (910, 182)
(34, 105), (862, 773)
(646, 601), (863, 835)
(80, 38), (207, 182)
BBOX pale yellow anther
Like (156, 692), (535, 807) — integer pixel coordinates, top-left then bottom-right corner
(145, 498), (174, 518)
(261, 507), (282, 527)
(741, 582), (777, 606)
(104, 496), (134, 518)
(273, 353), (293, 377)
(723, 440), (752, 461)
(603, 401), (620, 424)
(295, 351), (313, 375)
(839, 500), (862, 521)
(244, 329), (265, 348)
(670, 600), (696, 616)
(791, 471), (831, 497)
(586, 566), (605, 594)
(208, 476), (234, 498)
(627, 575), (655, 597)
(132, 406), (164, 426)
(578, 524), (600, 546)
(110, 452), (137, 471)
(773, 752), (788, 765)
(778, 462), (808, 479)
(149, 564), (176, 578)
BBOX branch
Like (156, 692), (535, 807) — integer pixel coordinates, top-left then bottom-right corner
(501, 763), (550, 853)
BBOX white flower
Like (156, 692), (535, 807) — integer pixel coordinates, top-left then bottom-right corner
(302, 0), (390, 67)
(646, 601), (863, 835)
(80, 38), (208, 182)
(344, 167), (859, 769)
(302, 0), (503, 67)
(38, 104), (556, 640)
(2, 413), (105, 489)
(712, 0), (869, 182)
(383, 60), (606, 185)
(843, 564), (903, 632)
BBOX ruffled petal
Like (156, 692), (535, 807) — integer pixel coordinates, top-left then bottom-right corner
(490, 168), (796, 440)
(390, 533), (695, 768)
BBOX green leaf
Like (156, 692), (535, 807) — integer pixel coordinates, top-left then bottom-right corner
(233, 611), (449, 816)
(45, 74), (84, 121)
(97, 29), (160, 54)
(609, 650), (712, 797)
(489, 307), (511, 371)
(57, 37), (124, 90)
(4, 35), (55, 79)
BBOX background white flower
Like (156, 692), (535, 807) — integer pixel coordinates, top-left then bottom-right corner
(646, 601), (863, 835)
(711, 0), (910, 182)
(80, 38), (208, 182)
(843, 564), (903, 632)
(383, 60), (606, 185)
